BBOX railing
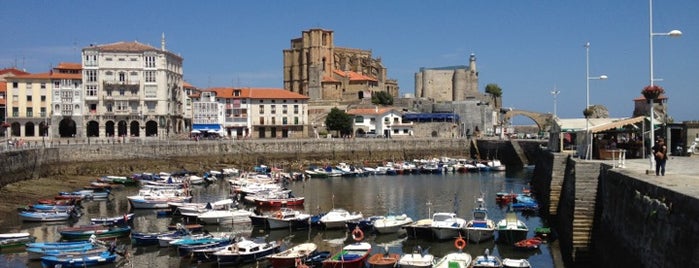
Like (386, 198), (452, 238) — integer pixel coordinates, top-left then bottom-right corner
(104, 80), (140, 86)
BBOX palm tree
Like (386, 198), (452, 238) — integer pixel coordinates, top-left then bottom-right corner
(485, 83), (502, 108)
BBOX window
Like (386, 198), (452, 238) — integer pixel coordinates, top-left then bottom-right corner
(145, 55), (156, 68)
(145, 71), (156, 82)
(119, 88), (125, 96)
(294, 105), (299, 114)
(271, 117), (276, 125)
(86, 70), (97, 82)
(40, 83), (46, 89)
(26, 107), (33, 117)
(118, 72), (125, 82)
(259, 117), (264, 125)
(26, 96), (32, 102)
(106, 57), (113, 61)
(54, 81), (60, 88)
(259, 105), (264, 114)
(355, 116), (364, 123)
(106, 103), (113, 112)
(86, 85), (97, 96)
(271, 105), (276, 114)
(282, 105), (287, 114)
(12, 82), (18, 88)
(12, 108), (18, 117)
(41, 96), (46, 102)
(90, 104), (97, 114)
(40, 107), (46, 117)
(294, 117), (299, 125)
(282, 117), (288, 125)
(26, 83), (32, 89)
(234, 90), (240, 96)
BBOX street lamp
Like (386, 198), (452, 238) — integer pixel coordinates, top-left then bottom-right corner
(648, 0), (682, 162)
(550, 88), (560, 118)
(584, 42), (608, 160)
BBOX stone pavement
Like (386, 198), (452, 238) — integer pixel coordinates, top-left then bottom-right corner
(611, 155), (699, 197)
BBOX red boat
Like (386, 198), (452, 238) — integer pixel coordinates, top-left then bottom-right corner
(514, 237), (543, 250)
(322, 242), (371, 268)
(37, 199), (81, 206)
(54, 194), (84, 201)
(253, 196), (305, 207)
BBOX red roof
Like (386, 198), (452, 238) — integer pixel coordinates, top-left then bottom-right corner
(11, 72), (81, 80)
(0, 68), (30, 76)
(322, 76), (340, 83)
(203, 87), (309, 100)
(332, 70), (378, 82)
(56, 62), (82, 70)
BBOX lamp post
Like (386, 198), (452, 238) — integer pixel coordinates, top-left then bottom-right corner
(648, 0), (682, 162)
(584, 42), (608, 159)
(550, 88), (560, 118)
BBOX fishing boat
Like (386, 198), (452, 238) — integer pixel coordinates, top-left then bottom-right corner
(90, 213), (134, 225)
(18, 209), (79, 222)
(465, 197), (495, 243)
(502, 258), (531, 268)
(0, 232), (35, 251)
(27, 240), (107, 260)
(266, 242), (318, 268)
(266, 208), (312, 230)
(213, 237), (280, 266)
(471, 249), (502, 268)
(175, 235), (234, 258)
(367, 247), (400, 268)
(197, 208), (254, 225)
(433, 236), (472, 268)
(402, 218), (433, 239)
(128, 193), (192, 209)
(430, 212), (466, 240)
(496, 211), (528, 244)
(131, 225), (192, 246)
(58, 225), (131, 241)
(373, 214), (413, 234)
(396, 245), (435, 268)
(514, 237), (543, 250)
(40, 249), (118, 267)
(319, 208), (363, 229)
(321, 241), (372, 268)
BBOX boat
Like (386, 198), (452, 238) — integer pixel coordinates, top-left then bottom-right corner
(486, 159), (506, 171)
(131, 225), (191, 246)
(496, 211), (528, 244)
(197, 208), (254, 225)
(534, 227), (551, 241)
(432, 236), (472, 268)
(502, 258), (531, 268)
(0, 232), (35, 250)
(511, 194), (539, 212)
(465, 197), (495, 243)
(303, 250), (332, 267)
(319, 208), (363, 229)
(213, 237), (280, 266)
(430, 212), (466, 240)
(373, 214), (413, 234)
(40, 249), (118, 267)
(266, 208), (312, 230)
(471, 249), (502, 268)
(27, 242), (103, 260)
(158, 232), (209, 248)
(90, 213), (134, 225)
(174, 235), (234, 258)
(245, 190), (305, 207)
(321, 242), (372, 268)
(28, 204), (77, 212)
(127, 194), (192, 209)
(58, 225), (131, 241)
(367, 248), (400, 268)
(18, 209), (79, 222)
(402, 218), (433, 239)
(514, 237), (543, 250)
(176, 198), (237, 217)
(266, 242), (318, 268)
(397, 245), (435, 268)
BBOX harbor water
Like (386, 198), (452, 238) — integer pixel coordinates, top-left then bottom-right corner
(0, 167), (554, 268)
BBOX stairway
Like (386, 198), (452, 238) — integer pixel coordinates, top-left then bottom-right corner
(510, 140), (528, 165)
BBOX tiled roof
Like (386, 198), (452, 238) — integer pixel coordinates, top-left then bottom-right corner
(0, 68), (29, 76)
(0, 81), (6, 92)
(322, 76), (340, 83)
(183, 81), (196, 89)
(56, 62), (82, 70)
(332, 70), (378, 82)
(10, 72), (81, 80)
(203, 87), (309, 100)
(347, 107), (397, 115)
(89, 41), (160, 53)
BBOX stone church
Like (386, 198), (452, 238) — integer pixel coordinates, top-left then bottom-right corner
(282, 29), (399, 102)
(414, 54), (480, 102)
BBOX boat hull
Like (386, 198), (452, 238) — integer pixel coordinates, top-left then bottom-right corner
(368, 253), (400, 268)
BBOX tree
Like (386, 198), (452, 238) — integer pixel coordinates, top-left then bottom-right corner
(371, 91), (394, 106)
(325, 107), (354, 137)
(485, 83), (503, 107)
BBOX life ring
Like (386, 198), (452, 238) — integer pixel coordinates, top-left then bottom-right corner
(352, 227), (364, 241)
(454, 236), (467, 250)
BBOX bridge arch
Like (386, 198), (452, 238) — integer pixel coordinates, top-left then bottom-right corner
(503, 110), (553, 131)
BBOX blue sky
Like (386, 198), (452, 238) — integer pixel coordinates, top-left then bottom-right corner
(1, 0), (697, 123)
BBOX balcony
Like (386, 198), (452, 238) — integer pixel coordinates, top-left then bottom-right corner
(103, 94), (140, 101)
(103, 80), (140, 90)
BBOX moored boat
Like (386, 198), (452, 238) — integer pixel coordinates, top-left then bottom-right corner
(465, 197), (495, 243)
(502, 258), (531, 268)
(90, 213), (134, 225)
(40, 249), (118, 267)
(266, 242), (318, 268)
(213, 237), (280, 266)
(0, 232), (35, 250)
(367, 251), (400, 268)
(319, 208), (363, 229)
(266, 208), (312, 230)
(430, 212), (466, 240)
(373, 214), (413, 234)
(471, 249), (502, 268)
(432, 236), (472, 268)
(58, 225), (131, 241)
(496, 211), (528, 244)
(18, 209), (79, 222)
(396, 245), (435, 268)
(321, 242), (371, 268)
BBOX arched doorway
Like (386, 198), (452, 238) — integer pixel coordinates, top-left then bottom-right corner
(145, 121), (158, 136)
(86, 121), (99, 137)
(59, 118), (77, 137)
(25, 122), (35, 137)
(117, 121), (127, 137)
(11, 122), (20, 137)
(130, 121), (140, 137)
(355, 128), (366, 137)
(39, 121), (48, 137)
(105, 121), (115, 137)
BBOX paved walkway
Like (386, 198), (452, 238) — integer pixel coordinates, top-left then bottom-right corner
(610, 155), (699, 197)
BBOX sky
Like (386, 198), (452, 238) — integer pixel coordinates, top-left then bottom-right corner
(1, 0), (697, 123)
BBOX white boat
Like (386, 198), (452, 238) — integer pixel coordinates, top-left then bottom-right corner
(128, 195), (192, 209)
(430, 212), (466, 240)
(176, 199), (236, 217)
(222, 168), (240, 177)
(319, 208), (363, 229)
(486, 159), (506, 171)
(266, 208), (311, 229)
(397, 246), (435, 268)
(502, 258), (531, 268)
(213, 237), (280, 266)
(465, 197), (495, 243)
(496, 211), (528, 244)
(433, 252), (472, 268)
(471, 249), (502, 268)
(197, 208), (254, 225)
(373, 214), (413, 234)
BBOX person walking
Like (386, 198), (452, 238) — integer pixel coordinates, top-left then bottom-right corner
(653, 137), (668, 176)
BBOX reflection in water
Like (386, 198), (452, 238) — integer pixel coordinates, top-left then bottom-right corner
(0, 168), (554, 268)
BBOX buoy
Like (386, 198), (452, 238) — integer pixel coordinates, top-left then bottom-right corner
(454, 236), (467, 250)
(352, 227), (364, 241)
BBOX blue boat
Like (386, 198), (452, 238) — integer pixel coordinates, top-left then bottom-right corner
(27, 243), (103, 260)
(26, 240), (93, 250)
(29, 204), (76, 212)
(511, 194), (539, 211)
(18, 210), (79, 222)
(176, 237), (233, 258)
(40, 250), (117, 267)
(131, 227), (190, 246)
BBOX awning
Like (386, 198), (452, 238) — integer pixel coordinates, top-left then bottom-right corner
(589, 116), (646, 133)
(192, 124), (223, 132)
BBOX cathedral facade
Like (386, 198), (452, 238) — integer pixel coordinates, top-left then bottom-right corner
(282, 29), (398, 102)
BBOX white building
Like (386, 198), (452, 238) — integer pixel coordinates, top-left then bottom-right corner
(347, 107), (413, 138)
(81, 36), (184, 139)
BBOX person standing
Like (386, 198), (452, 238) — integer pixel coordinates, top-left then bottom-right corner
(653, 137), (668, 176)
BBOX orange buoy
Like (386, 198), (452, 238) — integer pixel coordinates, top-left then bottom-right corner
(454, 236), (467, 250)
(352, 227), (365, 241)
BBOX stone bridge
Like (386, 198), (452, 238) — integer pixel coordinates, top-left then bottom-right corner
(503, 109), (553, 131)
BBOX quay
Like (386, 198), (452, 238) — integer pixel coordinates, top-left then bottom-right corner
(533, 153), (699, 267)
